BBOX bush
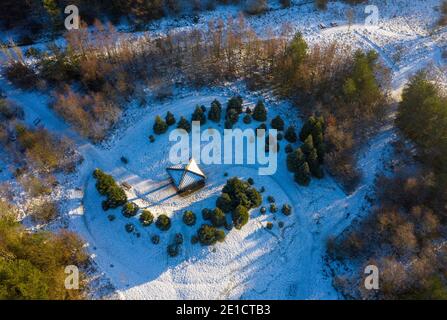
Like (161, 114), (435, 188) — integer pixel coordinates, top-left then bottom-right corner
(122, 202), (139, 218)
(197, 224), (226, 245)
(149, 135), (155, 143)
(156, 214), (171, 231)
(267, 195), (275, 203)
(278, 221), (284, 228)
(294, 162), (311, 186)
(191, 235), (199, 244)
(167, 243), (180, 257)
(139, 209), (154, 226)
(183, 210), (197, 226)
(252, 100), (267, 121)
(93, 169), (127, 210)
(216, 193), (233, 213)
(225, 108), (239, 126)
(177, 116), (191, 133)
(202, 208), (212, 220)
(120, 156), (128, 164)
(232, 205), (249, 229)
(247, 177), (254, 185)
(153, 115), (168, 134)
(243, 114), (252, 124)
(269, 203), (277, 213)
(221, 177), (262, 211)
(285, 126), (298, 143)
(174, 233), (184, 245)
(210, 207), (226, 227)
(125, 223), (135, 233)
(227, 96), (243, 114)
(281, 204), (292, 216)
(266, 222), (273, 230)
(208, 99), (222, 122)
(192, 105), (207, 125)
(271, 115), (285, 131)
(151, 235), (160, 244)
(165, 111), (176, 126)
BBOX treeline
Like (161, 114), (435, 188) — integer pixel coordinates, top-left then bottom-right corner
(0, 200), (89, 299)
(1, 0), (248, 42)
(329, 73), (447, 299)
(3, 16), (287, 141)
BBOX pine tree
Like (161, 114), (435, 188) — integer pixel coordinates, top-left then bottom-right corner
(192, 105), (207, 125)
(252, 100), (267, 121)
(301, 135), (314, 156)
(177, 116), (191, 133)
(208, 99), (222, 122)
(153, 115), (168, 134)
(285, 126), (298, 143)
(287, 148), (305, 173)
(308, 148), (324, 178)
(165, 111), (176, 126)
(227, 96), (243, 114)
(271, 115), (285, 131)
(294, 162), (311, 186)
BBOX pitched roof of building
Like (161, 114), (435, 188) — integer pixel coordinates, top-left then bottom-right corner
(166, 158), (206, 190)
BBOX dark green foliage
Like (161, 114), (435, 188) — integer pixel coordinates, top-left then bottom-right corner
(225, 108), (239, 126)
(139, 210), (154, 226)
(120, 156), (128, 164)
(151, 235), (160, 244)
(222, 177), (262, 211)
(285, 144), (293, 153)
(125, 223), (135, 233)
(269, 203), (277, 213)
(294, 162), (311, 186)
(232, 205), (249, 229)
(216, 193), (232, 213)
(177, 116), (191, 132)
(208, 99), (222, 122)
(247, 178), (254, 185)
(285, 126), (298, 143)
(174, 233), (184, 245)
(301, 135), (314, 156)
(0, 211), (88, 299)
(197, 224), (226, 245)
(153, 115), (168, 134)
(192, 105), (207, 125)
(281, 204), (292, 216)
(155, 214), (171, 231)
(252, 100), (267, 121)
(271, 115), (285, 131)
(165, 111), (176, 126)
(308, 148), (324, 179)
(183, 210), (196, 226)
(227, 96), (243, 114)
(210, 208), (226, 227)
(243, 114), (252, 124)
(122, 202), (139, 218)
(202, 208), (212, 220)
(342, 50), (382, 108)
(267, 196), (275, 203)
(167, 243), (180, 257)
(191, 235), (199, 244)
(93, 169), (127, 210)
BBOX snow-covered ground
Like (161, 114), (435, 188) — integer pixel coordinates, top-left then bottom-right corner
(0, 0), (445, 299)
